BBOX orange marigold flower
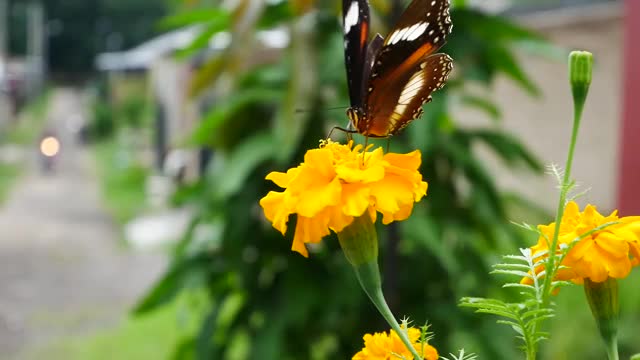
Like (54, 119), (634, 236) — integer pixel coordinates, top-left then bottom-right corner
(259, 140), (428, 257)
(523, 201), (640, 284)
(352, 327), (438, 360)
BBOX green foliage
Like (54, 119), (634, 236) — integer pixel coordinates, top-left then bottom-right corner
(93, 138), (148, 225)
(0, 162), (21, 205)
(9, 0), (168, 73)
(89, 100), (116, 140)
(3, 88), (51, 145)
(460, 248), (555, 359)
(136, 1), (552, 358)
(117, 93), (151, 129)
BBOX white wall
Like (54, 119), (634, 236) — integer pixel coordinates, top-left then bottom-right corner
(460, 4), (623, 213)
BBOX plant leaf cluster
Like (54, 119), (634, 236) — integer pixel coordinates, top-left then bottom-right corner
(135, 0), (553, 358)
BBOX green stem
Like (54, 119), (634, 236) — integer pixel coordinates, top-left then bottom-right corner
(606, 337), (620, 360)
(533, 51), (592, 360)
(338, 215), (421, 359)
(353, 261), (422, 360)
(541, 104), (582, 306)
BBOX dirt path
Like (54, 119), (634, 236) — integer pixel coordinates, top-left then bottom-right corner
(0, 88), (166, 359)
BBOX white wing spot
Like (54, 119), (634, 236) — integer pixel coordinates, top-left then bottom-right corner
(406, 22), (427, 41)
(398, 70), (425, 104)
(393, 103), (408, 117)
(431, 0), (436, 5)
(388, 22), (428, 44)
(344, 2), (359, 33)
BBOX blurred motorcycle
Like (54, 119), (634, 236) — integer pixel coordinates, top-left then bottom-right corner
(39, 134), (60, 173)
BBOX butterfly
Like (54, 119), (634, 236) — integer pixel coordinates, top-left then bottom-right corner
(342, 0), (453, 138)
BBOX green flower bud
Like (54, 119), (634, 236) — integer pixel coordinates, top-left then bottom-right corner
(569, 51), (594, 117)
(337, 214), (378, 267)
(584, 277), (619, 360)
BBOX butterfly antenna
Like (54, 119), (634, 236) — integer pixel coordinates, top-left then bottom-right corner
(295, 106), (349, 114)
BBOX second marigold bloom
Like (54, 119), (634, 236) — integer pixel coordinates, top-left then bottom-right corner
(524, 201), (640, 284)
(352, 327), (438, 360)
(260, 140), (428, 257)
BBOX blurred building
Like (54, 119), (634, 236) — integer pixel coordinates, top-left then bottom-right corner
(459, 0), (628, 214)
(95, 25), (288, 200)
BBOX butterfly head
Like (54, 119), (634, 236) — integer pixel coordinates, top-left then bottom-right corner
(346, 107), (365, 131)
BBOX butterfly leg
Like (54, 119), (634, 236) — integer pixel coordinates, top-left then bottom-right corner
(327, 126), (357, 141)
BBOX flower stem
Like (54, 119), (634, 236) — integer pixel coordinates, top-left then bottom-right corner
(606, 337), (620, 360)
(534, 51), (593, 360)
(337, 215), (421, 359)
(352, 261), (422, 360)
(541, 51), (593, 307)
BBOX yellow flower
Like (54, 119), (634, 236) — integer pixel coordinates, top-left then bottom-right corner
(523, 201), (640, 284)
(260, 140), (428, 257)
(352, 327), (438, 360)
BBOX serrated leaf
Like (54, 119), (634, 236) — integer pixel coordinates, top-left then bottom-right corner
(492, 269), (532, 278)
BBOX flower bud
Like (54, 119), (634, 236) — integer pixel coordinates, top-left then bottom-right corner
(584, 277), (619, 360)
(337, 214), (378, 267)
(569, 51), (593, 114)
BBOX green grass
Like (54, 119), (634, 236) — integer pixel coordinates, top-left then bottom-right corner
(93, 137), (148, 225)
(5, 88), (51, 145)
(25, 301), (194, 360)
(0, 162), (21, 204)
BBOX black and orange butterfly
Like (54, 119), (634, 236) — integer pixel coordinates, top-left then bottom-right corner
(342, 0), (453, 137)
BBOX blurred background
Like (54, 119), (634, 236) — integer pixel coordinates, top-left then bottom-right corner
(0, 0), (638, 359)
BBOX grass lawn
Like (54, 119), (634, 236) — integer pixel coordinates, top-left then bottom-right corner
(93, 137), (148, 226)
(0, 162), (21, 204)
(25, 301), (194, 360)
(5, 89), (51, 145)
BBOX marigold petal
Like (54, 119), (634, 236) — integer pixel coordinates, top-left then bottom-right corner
(304, 147), (336, 178)
(292, 214), (331, 257)
(296, 177), (342, 217)
(265, 167), (300, 188)
(327, 205), (354, 233)
(259, 191), (291, 235)
(341, 183), (371, 217)
(595, 232), (630, 257)
(370, 175), (415, 215)
(384, 149), (422, 171)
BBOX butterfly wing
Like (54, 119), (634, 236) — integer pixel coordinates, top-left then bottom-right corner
(343, 0), (371, 109)
(360, 53), (453, 137)
(357, 0), (453, 136)
(375, 0), (452, 82)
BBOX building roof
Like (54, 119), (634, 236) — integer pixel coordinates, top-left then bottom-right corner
(95, 26), (289, 72)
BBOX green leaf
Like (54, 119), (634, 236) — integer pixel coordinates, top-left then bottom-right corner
(190, 89), (282, 146)
(160, 9), (230, 29)
(211, 132), (276, 198)
(469, 129), (544, 172)
(453, 9), (545, 43)
(460, 94), (502, 121)
(176, 20), (230, 59)
(133, 253), (211, 314)
(487, 45), (540, 96)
